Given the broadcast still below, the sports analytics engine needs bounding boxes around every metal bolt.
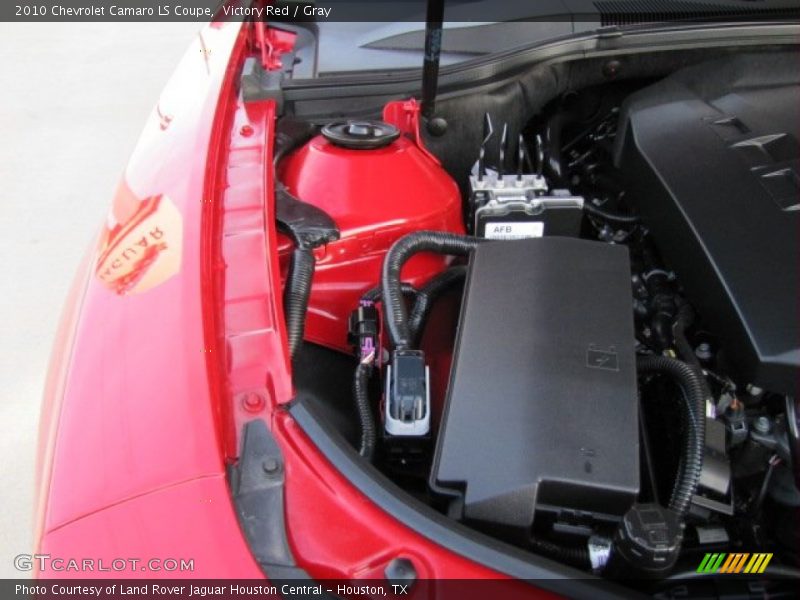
[384,557,417,591]
[754,416,771,434]
[602,59,622,79]
[695,343,713,361]
[262,458,282,475]
[242,392,265,413]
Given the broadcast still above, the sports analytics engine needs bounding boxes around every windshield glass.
[277,0,799,78]
[312,21,576,75]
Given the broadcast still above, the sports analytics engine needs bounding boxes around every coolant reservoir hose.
[382,231,484,350]
[637,354,706,517]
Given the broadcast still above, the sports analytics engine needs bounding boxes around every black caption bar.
[8,578,611,600]
[3,0,799,23]
[6,576,799,600]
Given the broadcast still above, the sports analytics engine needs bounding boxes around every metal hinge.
[242,23,298,109]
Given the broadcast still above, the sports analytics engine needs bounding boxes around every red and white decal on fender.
[95,183,183,295]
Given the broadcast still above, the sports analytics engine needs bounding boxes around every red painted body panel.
[36,20,252,551]
[38,477,262,578]
[35,244,94,546]
[211,93,293,457]
[274,411,507,580]
[36,20,555,595]
[277,128,464,352]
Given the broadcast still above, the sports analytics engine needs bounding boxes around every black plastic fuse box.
[430,237,639,534]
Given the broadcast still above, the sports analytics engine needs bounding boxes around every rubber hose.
[637,354,706,517]
[672,304,714,407]
[543,112,567,184]
[531,537,590,570]
[408,266,467,345]
[381,231,484,350]
[584,202,641,225]
[353,362,376,460]
[284,247,315,359]
[362,283,417,304]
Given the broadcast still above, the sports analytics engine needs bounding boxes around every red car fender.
[35,20,263,577]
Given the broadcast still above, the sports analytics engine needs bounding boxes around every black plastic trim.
[231,420,343,598]
[281,21,798,103]
[231,420,303,572]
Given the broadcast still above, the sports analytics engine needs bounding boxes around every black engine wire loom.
[346,232,484,463]
[381,231,485,351]
[276,185,339,360]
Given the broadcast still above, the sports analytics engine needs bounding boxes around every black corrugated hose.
[637,354,706,517]
[584,202,641,225]
[382,231,484,350]
[672,303,715,407]
[353,361,376,460]
[530,537,590,570]
[408,266,467,345]
[283,247,315,359]
[361,282,417,304]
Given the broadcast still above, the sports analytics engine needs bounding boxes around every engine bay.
[274,51,799,589]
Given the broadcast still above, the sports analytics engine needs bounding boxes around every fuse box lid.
[431,237,639,532]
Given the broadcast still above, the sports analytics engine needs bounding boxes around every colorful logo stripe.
[697,553,773,574]
[697,553,726,573]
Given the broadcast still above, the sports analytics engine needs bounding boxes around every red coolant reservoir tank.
[278,119,464,352]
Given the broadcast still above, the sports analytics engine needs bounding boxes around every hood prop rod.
[421,0,445,121]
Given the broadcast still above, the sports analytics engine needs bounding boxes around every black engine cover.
[615,53,799,393]
[430,238,639,534]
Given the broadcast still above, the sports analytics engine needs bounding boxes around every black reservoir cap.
[612,503,684,576]
[321,120,400,150]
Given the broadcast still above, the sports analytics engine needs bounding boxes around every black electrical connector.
[383,349,431,470]
[386,350,430,436]
[348,303,379,366]
[349,301,381,462]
